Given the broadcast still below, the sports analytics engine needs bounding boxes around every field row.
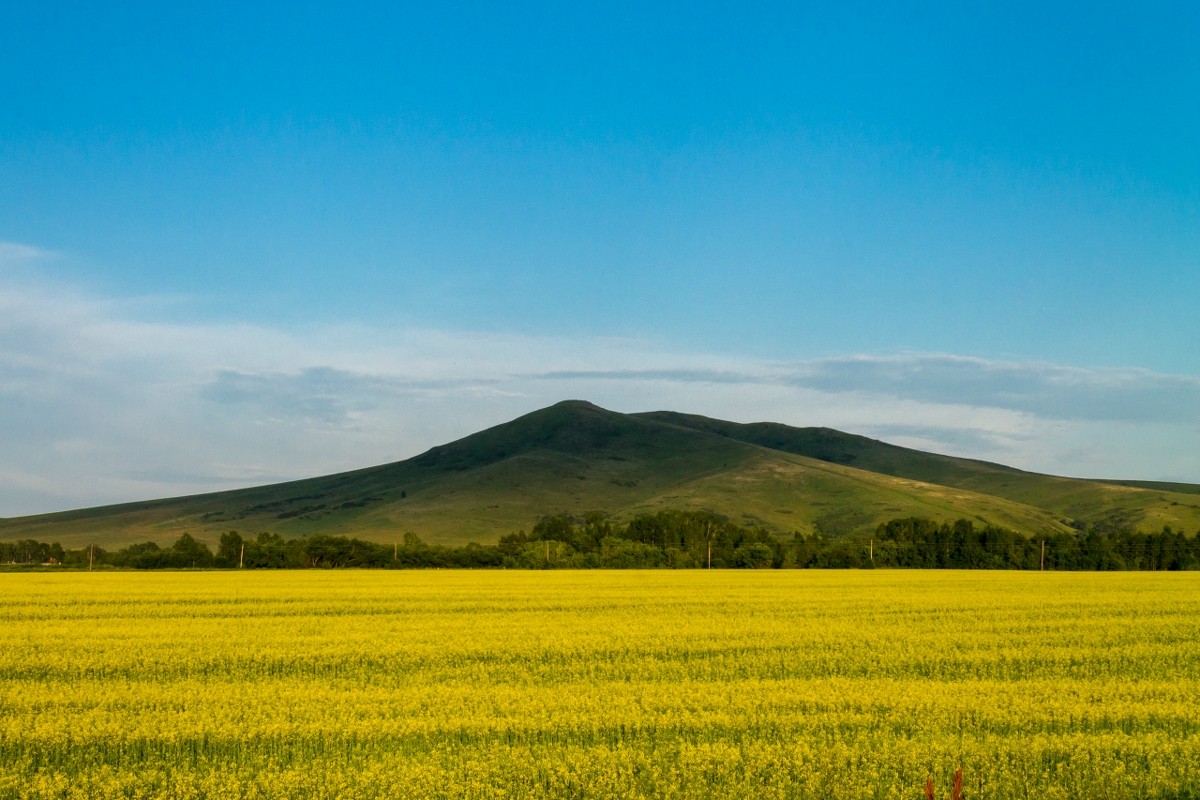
[2,571,1198,799]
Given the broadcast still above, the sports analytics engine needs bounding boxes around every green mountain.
[637,411,1200,534]
[2,400,1197,548]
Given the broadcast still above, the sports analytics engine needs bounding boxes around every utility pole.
[88,544,94,571]
[1040,540,1045,571]
[703,521,714,569]
[869,538,874,564]
[239,542,245,569]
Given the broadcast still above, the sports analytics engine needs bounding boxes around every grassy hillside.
[1,401,1194,548]
[604,447,1076,537]
[638,411,1200,534]
[0,402,736,547]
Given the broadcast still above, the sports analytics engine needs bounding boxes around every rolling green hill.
[2,400,1196,548]
[637,411,1200,534]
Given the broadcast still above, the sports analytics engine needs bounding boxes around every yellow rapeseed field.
[1,570,1197,799]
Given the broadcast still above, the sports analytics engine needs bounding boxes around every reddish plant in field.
[925,768,964,800]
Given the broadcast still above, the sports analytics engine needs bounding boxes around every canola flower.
[1,570,1198,799]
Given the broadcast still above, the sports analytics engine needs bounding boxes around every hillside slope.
[1,401,1194,548]
[637,411,1200,534]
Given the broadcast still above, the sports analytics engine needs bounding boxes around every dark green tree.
[216,531,244,568]
[172,533,215,568]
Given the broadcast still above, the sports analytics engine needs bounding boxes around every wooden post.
[393,542,398,562]
[239,542,245,569]
[869,538,874,564]
[1040,540,1045,571]
[88,544,94,571]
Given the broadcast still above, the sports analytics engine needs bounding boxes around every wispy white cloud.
[786,354,1200,424]
[1,253,1196,516]
[0,243,50,264]
[526,357,1200,425]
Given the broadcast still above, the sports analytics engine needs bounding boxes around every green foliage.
[10,513,1196,572]
[0,539,65,565]
[872,518,1200,571]
[215,530,242,567]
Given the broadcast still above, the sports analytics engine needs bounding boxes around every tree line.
[871,517,1199,571]
[3,512,1198,570]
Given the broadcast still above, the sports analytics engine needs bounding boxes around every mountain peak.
[411,399,643,472]
[2,401,1197,547]
[548,399,605,411]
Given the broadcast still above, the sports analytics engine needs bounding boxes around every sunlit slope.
[0,401,758,547]
[1,400,1189,548]
[613,447,1075,536]
[637,411,1200,533]
[343,436,1075,543]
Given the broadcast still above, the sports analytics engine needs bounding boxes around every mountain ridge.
[2,400,1197,547]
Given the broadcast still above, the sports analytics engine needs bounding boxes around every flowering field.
[2,570,1198,799]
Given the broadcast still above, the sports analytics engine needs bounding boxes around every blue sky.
[2,2,1198,515]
